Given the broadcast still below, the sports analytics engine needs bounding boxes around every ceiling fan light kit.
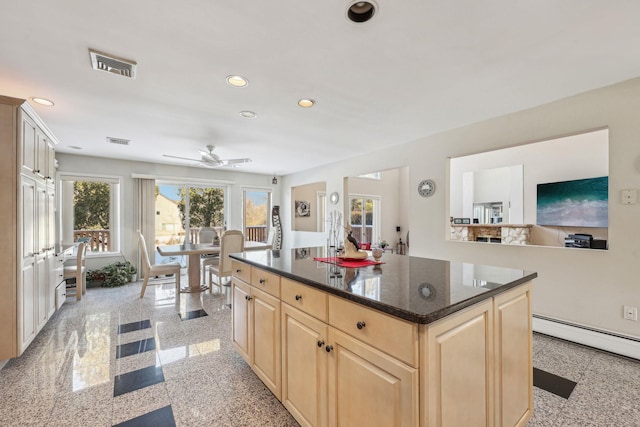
[163,145,251,168]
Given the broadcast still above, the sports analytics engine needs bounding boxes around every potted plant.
[101,262,127,287]
[379,240,388,249]
[123,261,137,282]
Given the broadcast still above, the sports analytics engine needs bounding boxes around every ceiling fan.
[162,145,251,168]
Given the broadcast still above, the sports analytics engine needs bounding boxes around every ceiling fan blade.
[163,154,202,162]
[221,158,252,166]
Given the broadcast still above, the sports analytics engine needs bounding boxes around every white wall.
[56,153,280,270]
[284,77,640,339]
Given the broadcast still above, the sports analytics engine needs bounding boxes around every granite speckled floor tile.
[3,281,640,427]
[525,387,566,427]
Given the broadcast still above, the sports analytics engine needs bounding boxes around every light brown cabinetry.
[0,95,59,360]
[493,284,533,427]
[231,261,282,399]
[232,259,532,427]
[281,303,328,427]
[421,299,494,427]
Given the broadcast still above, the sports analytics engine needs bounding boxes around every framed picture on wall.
[295,247,311,259]
[295,200,311,217]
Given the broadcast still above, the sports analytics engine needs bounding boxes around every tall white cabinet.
[0,95,58,360]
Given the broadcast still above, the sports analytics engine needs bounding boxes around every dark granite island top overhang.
[230,247,536,324]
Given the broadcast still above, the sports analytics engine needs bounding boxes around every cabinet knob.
[356,321,366,330]
[236,269,241,273]
[245,295,253,301]
[259,278,266,284]
[295,294,302,301]
[317,340,325,347]
[325,345,334,353]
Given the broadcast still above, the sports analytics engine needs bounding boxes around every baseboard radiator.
[533,315,640,360]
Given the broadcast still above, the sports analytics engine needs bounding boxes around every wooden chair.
[208,230,244,293]
[64,242,86,301]
[199,227,219,284]
[138,231,182,299]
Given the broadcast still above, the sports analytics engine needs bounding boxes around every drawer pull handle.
[295,294,302,301]
[317,340,325,347]
[245,295,253,301]
[236,269,241,273]
[356,321,366,330]
[259,278,266,284]
[325,345,333,353]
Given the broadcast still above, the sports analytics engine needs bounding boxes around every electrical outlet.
[623,306,638,321]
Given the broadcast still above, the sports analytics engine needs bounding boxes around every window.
[60,175,120,254]
[243,189,272,242]
[357,171,381,180]
[349,195,380,244]
[156,183,227,247]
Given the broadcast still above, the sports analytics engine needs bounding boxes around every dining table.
[156,240,271,293]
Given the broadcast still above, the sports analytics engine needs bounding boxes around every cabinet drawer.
[281,278,328,322]
[328,295,418,367]
[231,260,251,283]
[251,267,280,298]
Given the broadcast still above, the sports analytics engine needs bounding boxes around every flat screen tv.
[536,176,608,227]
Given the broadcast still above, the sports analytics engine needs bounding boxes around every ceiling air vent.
[107,137,130,146]
[89,49,137,79]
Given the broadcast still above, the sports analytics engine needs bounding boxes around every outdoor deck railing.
[73,229,110,252]
[188,226,267,244]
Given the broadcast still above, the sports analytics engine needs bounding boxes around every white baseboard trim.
[533,315,640,360]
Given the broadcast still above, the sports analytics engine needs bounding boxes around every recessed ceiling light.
[226,75,248,88]
[31,97,55,106]
[347,1,377,23]
[298,99,315,108]
[69,146,83,150]
[239,110,257,119]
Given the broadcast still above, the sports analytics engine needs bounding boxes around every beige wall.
[292,181,325,232]
[283,76,640,339]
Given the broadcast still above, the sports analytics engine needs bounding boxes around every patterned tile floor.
[0,277,638,426]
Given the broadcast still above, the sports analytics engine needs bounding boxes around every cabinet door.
[20,113,37,175]
[21,177,36,261]
[251,286,281,400]
[20,262,36,352]
[47,254,57,317]
[36,254,47,330]
[422,299,493,427]
[327,327,418,427]
[35,129,47,179]
[282,303,328,427]
[231,278,251,363]
[494,283,533,427]
[44,139,56,184]
[36,183,47,257]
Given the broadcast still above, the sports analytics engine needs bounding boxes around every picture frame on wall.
[295,200,311,217]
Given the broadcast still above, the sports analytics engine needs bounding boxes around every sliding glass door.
[155,183,226,263]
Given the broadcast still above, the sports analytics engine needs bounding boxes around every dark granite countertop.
[230,247,536,324]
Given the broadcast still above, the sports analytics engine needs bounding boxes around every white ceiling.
[2,0,640,175]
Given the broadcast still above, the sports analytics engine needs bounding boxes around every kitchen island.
[230,248,536,427]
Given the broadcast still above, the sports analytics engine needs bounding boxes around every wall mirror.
[291,182,326,232]
[344,166,410,251]
[449,128,609,248]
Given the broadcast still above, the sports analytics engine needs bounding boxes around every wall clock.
[418,179,436,197]
[329,192,340,204]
